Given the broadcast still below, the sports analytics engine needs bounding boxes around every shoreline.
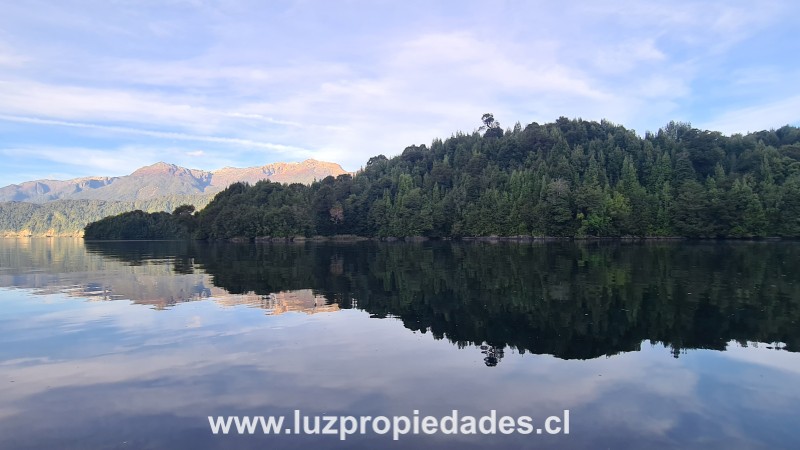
[62,235,796,243]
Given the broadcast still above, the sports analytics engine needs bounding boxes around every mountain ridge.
[81,117,800,241]
[0,159,348,203]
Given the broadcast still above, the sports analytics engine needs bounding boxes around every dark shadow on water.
[81,240,800,361]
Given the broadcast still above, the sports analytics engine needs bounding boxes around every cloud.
[0,114,307,153]
[700,95,800,134]
[590,39,667,75]
[0,79,223,134]
[0,145,169,177]
[100,58,353,91]
[391,32,608,100]
[0,42,28,67]
[0,144,240,180]
[224,112,303,127]
[0,0,797,185]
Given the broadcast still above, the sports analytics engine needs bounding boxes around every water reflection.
[89,239,800,360]
[1,239,799,449]
[2,238,798,362]
[0,239,339,315]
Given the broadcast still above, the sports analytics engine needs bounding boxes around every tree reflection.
[480,345,505,367]
[84,240,800,363]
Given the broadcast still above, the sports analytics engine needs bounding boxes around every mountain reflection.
[3,239,799,361]
[0,239,338,315]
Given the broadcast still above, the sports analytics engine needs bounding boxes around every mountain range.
[0,159,348,237]
[0,159,347,203]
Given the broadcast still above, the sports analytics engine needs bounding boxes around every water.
[0,239,799,449]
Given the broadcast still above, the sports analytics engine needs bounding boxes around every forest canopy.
[84,117,800,240]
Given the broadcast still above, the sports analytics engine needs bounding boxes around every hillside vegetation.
[0,159,346,236]
[84,116,800,240]
[2,197,210,237]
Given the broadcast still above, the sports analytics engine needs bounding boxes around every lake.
[0,239,799,449]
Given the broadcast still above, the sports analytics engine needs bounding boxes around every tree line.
[1,195,212,237]
[84,116,800,239]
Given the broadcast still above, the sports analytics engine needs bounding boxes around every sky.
[0,0,798,186]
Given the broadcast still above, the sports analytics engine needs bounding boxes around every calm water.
[1,239,799,449]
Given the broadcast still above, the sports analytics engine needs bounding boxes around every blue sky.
[0,0,798,186]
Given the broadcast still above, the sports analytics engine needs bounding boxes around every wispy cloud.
[0,145,164,178]
[0,0,797,185]
[0,42,29,67]
[223,112,303,127]
[0,144,242,180]
[0,115,307,153]
[701,95,800,134]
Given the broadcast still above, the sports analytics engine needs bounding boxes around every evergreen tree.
[80,116,800,240]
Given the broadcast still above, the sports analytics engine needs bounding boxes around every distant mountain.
[83,118,800,241]
[0,159,348,203]
[0,159,348,236]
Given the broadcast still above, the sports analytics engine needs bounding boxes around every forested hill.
[1,197,211,237]
[0,159,346,236]
[85,117,800,240]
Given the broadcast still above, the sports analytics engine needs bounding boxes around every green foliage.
[195,181,314,239]
[81,116,800,240]
[0,196,211,236]
[84,210,192,239]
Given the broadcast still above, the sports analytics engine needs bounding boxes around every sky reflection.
[0,240,799,448]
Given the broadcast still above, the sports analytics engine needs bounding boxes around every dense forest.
[83,240,800,361]
[1,195,211,237]
[84,116,800,239]
[83,205,197,240]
